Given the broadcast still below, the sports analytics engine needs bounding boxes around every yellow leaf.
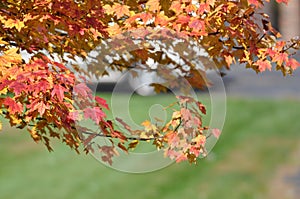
[28,126,41,141]
[0,121,2,131]
[9,115,22,126]
[0,48,22,68]
[3,18,25,32]
[0,87,8,95]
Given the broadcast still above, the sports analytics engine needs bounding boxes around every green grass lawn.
[1,94,300,199]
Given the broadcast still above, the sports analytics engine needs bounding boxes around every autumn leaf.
[3,18,25,32]
[3,98,23,114]
[286,58,300,70]
[95,96,109,110]
[111,3,130,19]
[0,121,2,131]
[51,84,67,102]
[28,126,41,141]
[84,107,106,124]
[272,52,288,66]
[106,23,122,36]
[170,1,182,14]
[35,101,49,116]
[188,18,205,32]
[0,48,22,67]
[146,0,161,12]
[73,83,92,99]
[257,59,272,72]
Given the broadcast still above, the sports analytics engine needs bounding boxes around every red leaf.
[3,98,23,114]
[73,83,92,99]
[95,96,109,110]
[51,84,67,102]
[84,107,106,124]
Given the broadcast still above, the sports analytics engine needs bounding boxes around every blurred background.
[1,2,300,199]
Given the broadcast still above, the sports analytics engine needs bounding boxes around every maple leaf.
[51,84,67,102]
[272,52,288,66]
[197,3,210,15]
[35,101,49,116]
[95,96,109,110]
[111,3,130,19]
[257,59,272,72]
[188,19,205,32]
[73,83,92,99]
[84,107,106,124]
[105,23,121,36]
[0,48,22,67]
[9,81,27,95]
[286,58,300,70]
[3,18,25,32]
[3,98,23,114]
[146,0,161,12]
[170,1,182,14]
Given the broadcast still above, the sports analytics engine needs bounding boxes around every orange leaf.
[257,59,272,72]
[272,52,288,66]
[112,3,130,19]
[170,1,182,14]
[146,0,161,12]
[286,58,300,70]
